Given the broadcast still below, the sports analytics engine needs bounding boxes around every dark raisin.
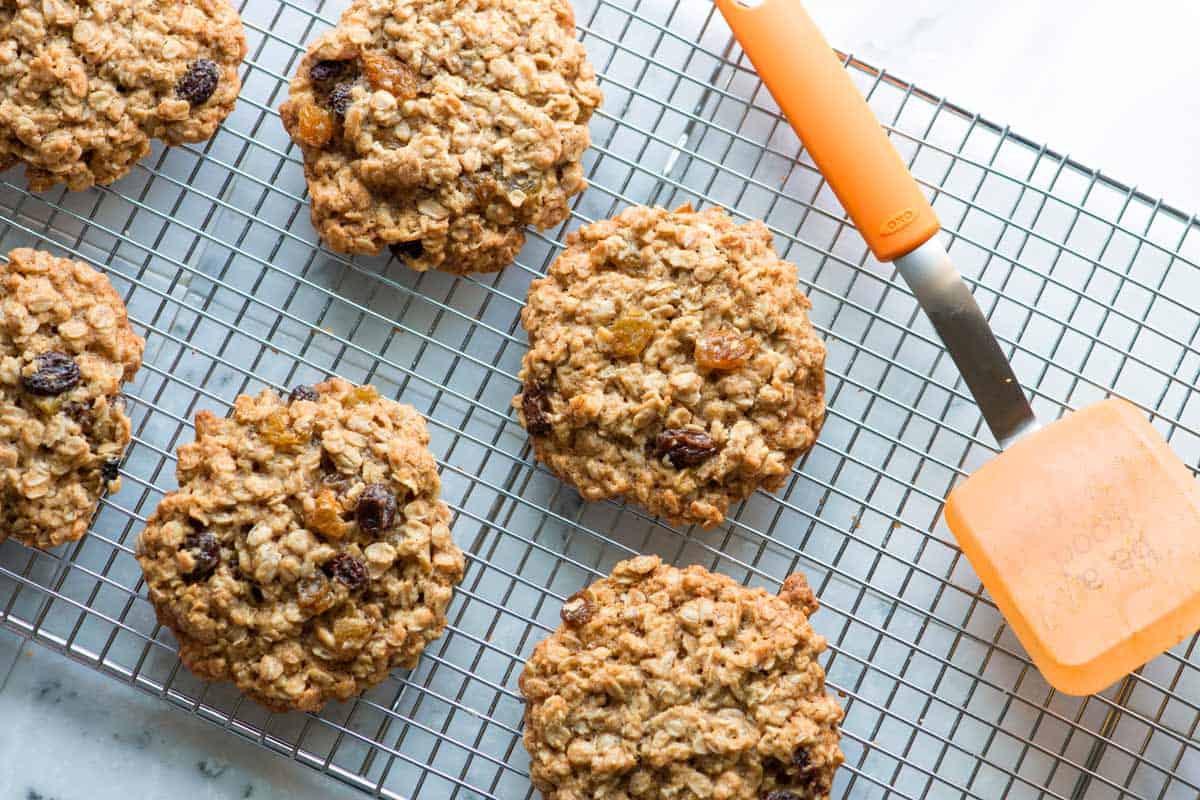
[176,58,220,105]
[791,748,810,770]
[100,458,120,482]
[23,351,81,396]
[521,381,552,436]
[325,552,368,590]
[654,429,718,468]
[62,400,92,433]
[559,591,594,626]
[764,793,802,800]
[327,82,354,117]
[356,483,397,533]
[462,172,499,203]
[183,531,220,578]
[318,452,353,495]
[323,476,354,499]
[388,239,424,261]
[309,59,348,83]
[62,399,88,418]
[288,384,319,403]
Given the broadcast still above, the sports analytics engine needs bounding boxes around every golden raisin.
[259,410,307,450]
[608,315,655,358]
[361,50,417,98]
[341,385,379,407]
[297,573,336,614]
[296,104,334,147]
[30,396,62,416]
[694,327,757,371]
[307,488,349,540]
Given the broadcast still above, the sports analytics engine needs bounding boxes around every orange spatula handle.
[716,0,940,262]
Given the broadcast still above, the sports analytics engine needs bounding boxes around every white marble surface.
[0,3,1196,800]
[807,0,1200,213]
[0,629,359,800]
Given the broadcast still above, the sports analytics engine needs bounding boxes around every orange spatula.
[717,0,1200,694]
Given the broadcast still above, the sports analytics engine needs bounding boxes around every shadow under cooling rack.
[0,0,1198,799]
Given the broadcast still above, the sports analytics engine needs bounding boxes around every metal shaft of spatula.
[893,242,1038,447]
[716,0,1039,448]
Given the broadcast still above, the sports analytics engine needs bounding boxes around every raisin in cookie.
[514,204,826,527]
[0,0,246,192]
[521,555,844,800]
[0,248,144,549]
[136,379,465,712]
[279,0,602,273]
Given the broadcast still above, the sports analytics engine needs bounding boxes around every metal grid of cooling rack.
[0,0,1197,798]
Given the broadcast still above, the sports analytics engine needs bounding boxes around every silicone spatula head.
[718,0,1200,694]
[946,399,1200,694]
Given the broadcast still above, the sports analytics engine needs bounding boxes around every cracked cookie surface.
[280,0,602,273]
[136,379,465,712]
[514,204,826,527]
[0,248,144,549]
[520,555,845,800]
[0,0,246,191]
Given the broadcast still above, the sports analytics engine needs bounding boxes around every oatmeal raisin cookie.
[520,555,845,799]
[515,204,826,527]
[136,379,465,712]
[0,248,144,548]
[280,0,603,273]
[0,0,246,191]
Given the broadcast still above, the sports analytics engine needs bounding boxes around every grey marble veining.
[0,629,358,800]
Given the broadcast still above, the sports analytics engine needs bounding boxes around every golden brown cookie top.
[515,204,826,527]
[0,0,246,191]
[136,379,465,712]
[0,247,144,548]
[520,555,845,800]
[279,0,602,272]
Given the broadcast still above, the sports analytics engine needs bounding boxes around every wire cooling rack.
[0,1,1198,798]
